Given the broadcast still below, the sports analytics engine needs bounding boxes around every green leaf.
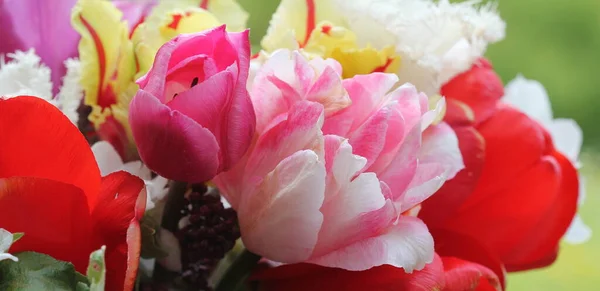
[11,233,24,243]
[215,250,261,291]
[86,246,106,291]
[0,252,90,291]
[140,209,168,259]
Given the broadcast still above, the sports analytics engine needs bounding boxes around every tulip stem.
[215,249,261,291]
[161,180,189,232]
[152,181,189,287]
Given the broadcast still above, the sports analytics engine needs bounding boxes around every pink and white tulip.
[129,25,256,183]
[215,51,463,272]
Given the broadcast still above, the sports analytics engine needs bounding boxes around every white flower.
[0,229,19,262]
[503,75,591,244]
[333,0,505,95]
[91,141,169,211]
[0,49,84,124]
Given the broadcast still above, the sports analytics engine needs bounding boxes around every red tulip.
[420,58,579,272]
[0,96,147,291]
[251,232,503,291]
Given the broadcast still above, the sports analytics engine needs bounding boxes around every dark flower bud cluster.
[177,184,240,290]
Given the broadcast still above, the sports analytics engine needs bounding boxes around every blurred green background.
[237,0,599,289]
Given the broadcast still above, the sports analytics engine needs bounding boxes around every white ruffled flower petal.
[0,50,82,124]
[335,0,505,95]
[0,49,53,100]
[56,58,84,124]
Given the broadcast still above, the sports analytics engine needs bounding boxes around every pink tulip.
[250,49,350,133]
[129,25,255,183]
[215,52,463,272]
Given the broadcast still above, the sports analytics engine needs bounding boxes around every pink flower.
[215,52,463,272]
[250,50,350,132]
[129,25,256,183]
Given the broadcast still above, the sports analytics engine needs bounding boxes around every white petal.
[157,228,182,272]
[0,49,53,100]
[548,119,583,163]
[563,215,592,245]
[309,216,434,272]
[336,0,505,95]
[145,176,169,211]
[0,229,18,262]
[239,150,326,263]
[503,74,553,124]
[0,228,14,253]
[0,253,18,262]
[56,58,84,124]
[122,161,153,180]
[91,141,125,176]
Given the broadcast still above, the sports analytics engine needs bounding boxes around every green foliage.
[140,209,169,259]
[11,233,24,243]
[86,246,106,291]
[0,252,90,291]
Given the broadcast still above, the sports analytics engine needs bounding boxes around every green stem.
[152,181,189,286]
[215,249,262,291]
[161,181,189,232]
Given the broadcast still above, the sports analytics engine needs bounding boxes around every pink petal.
[137,25,242,100]
[168,66,255,171]
[129,90,220,183]
[244,101,325,186]
[215,101,324,209]
[0,0,79,94]
[400,123,464,212]
[313,140,396,260]
[251,50,348,132]
[239,150,326,263]
[346,107,391,171]
[112,0,156,31]
[378,125,421,202]
[309,216,434,272]
[323,73,398,136]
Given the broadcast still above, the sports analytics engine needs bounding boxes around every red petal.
[461,105,550,208]
[441,257,501,291]
[420,126,485,224]
[438,106,578,270]
[431,229,505,290]
[444,99,476,127]
[0,177,93,272]
[441,58,504,125]
[0,96,101,210]
[97,115,135,162]
[252,255,444,291]
[502,150,578,271]
[91,171,146,291]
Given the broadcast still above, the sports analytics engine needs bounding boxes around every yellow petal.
[132,6,221,78]
[331,45,401,79]
[262,0,343,52]
[303,22,357,58]
[159,9,222,41]
[199,0,249,32]
[71,0,136,126]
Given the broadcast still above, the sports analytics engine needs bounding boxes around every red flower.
[251,235,503,291]
[420,58,579,272]
[0,96,147,291]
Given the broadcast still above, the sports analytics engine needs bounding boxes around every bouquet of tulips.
[0,0,589,290]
